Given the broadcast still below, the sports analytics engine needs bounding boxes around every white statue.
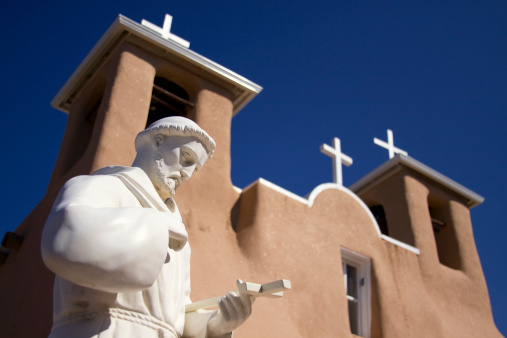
[41,117,252,338]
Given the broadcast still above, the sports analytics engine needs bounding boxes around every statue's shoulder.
[64,166,135,187]
[57,173,138,209]
[64,173,123,189]
[59,166,152,208]
[61,170,129,198]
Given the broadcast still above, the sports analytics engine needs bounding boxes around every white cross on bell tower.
[374,129,408,159]
[141,14,190,48]
[320,137,353,186]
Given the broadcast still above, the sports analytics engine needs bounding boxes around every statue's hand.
[162,212,188,251]
[207,280,254,337]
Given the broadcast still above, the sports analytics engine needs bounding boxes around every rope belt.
[52,307,178,338]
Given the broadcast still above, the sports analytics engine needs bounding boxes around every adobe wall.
[350,170,499,337]
[177,172,501,337]
[0,33,501,338]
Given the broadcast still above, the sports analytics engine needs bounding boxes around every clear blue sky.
[0,0,505,334]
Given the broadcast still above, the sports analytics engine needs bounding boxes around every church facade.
[0,14,500,337]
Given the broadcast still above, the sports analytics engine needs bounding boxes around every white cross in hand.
[141,14,190,48]
[185,279,291,313]
[320,137,353,186]
[373,129,408,159]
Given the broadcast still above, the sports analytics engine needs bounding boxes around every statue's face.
[150,135,208,201]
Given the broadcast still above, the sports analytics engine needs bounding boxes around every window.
[146,76,194,127]
[428,195,461,270]
[341,248,371,337]
[369,205,388,236]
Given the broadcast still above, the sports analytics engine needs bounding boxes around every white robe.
[42,166,191,338]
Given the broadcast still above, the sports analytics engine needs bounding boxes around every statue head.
[133,117,216,203]
[135,116,216,158]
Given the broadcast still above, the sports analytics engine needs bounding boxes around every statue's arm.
[41,175,170,293]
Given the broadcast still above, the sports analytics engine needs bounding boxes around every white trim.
[350,154,484,208]
[240,179,421,254]
[380,235,420,255]
[341,247,371,338]
[306,183,381,237]
[256,178,308,205]
[51,14,262,116]
[346,295,359,302]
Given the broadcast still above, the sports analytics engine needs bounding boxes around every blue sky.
[1,0,505,334]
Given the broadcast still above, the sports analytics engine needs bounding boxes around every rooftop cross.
[141,14,190,48]
[320,137,353,186]
[374,129,408,159]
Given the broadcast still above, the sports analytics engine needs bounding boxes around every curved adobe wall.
[179,179,383,337]
[181,172,500,337]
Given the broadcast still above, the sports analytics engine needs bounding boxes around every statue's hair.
[135,117,216,158]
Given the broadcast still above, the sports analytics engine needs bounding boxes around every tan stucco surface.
[0,37,500,338]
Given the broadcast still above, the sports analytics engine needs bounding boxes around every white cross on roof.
[374,129,408,159]
[141,14,190,48]
[320,137,353,186]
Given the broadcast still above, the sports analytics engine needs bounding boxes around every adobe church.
[0,14,500,337]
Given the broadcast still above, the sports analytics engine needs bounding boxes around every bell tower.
[0,14,261,337]
[49,14,261,192]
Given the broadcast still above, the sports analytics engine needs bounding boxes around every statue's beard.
[152,156,178,202]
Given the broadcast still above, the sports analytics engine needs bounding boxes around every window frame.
[341,247,372,338]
